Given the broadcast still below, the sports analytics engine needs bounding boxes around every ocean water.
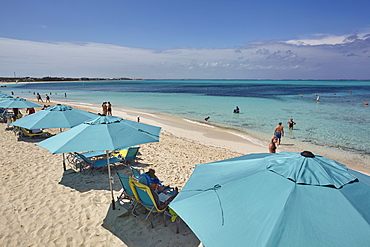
[4,80,370,155]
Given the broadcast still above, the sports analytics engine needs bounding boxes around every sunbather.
[138,169,171,193]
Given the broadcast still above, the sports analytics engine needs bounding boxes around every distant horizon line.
[1,76,370,82]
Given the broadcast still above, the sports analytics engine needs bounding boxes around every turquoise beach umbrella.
[37,115,161,209]
[11,104,98,130]
[0,97,42,108]
[12,104,99,171]
[36,115,161,154]
[170,151,370,247]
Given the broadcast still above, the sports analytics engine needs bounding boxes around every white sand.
[0,99,368,246]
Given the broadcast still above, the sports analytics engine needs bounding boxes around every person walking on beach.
[107,102,112,116]
[36,93,43,102]
[102,102,107,115]
[269,137,278,153]
[287,118,296,129]
[273,122,284,145]
[45,94,50,103]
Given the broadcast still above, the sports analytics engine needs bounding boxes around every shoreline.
[25,96,370,175]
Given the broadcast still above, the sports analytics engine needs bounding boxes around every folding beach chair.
[74,152,124,174]
[116,172,138,210]
[113,146,140,164]
[16,127,51,139]
[130,179,171,229]
[130,166,144,180]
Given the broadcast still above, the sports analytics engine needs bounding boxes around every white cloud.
[285,32,370,46]
[0,34,370,79]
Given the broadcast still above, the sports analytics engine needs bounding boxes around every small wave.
[183,118,215,128]
[227,131,267,147]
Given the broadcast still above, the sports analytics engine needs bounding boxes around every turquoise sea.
[3,80,370,155]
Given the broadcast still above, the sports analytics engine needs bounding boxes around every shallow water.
[5,79,370,155]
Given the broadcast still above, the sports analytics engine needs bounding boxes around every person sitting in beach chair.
[138,169,171,194]
[130,178,178,216]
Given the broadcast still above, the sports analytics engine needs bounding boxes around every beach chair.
[0,109,8,123]
[130,166,144,180]
[74,152,124,174]
[129,179,169,228]
[116,172,138,210]
[113,147,140,164]
[16,127,51,139]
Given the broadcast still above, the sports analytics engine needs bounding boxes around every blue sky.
[1,0,370,79]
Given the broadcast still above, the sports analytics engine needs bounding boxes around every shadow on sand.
[101,201,201,247]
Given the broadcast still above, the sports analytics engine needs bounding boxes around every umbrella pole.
[60,128,67,171]
[106,151,115,210]
[62,153,66,171]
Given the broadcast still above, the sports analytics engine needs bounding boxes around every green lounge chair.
[113,146,140,164]
[116,172,138,210]
[74,152,123,174]
[130,179,179,232]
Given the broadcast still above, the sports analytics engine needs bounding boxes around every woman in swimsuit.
[269,137,278,153]
[287,119,296,129]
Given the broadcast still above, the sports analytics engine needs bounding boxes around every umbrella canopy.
[0,95,14,100]
[0,97,42,108]
[36,115,161,154]
[36,115,162,209]
[170,151,370,247]
[11,104,98,129]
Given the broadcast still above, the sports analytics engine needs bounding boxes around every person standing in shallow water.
[273,122,284,145]
[36,93,43,102]
[287,118,296,129]
[102,102,107,115]
[107,102,112,116]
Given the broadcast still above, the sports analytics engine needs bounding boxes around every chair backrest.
[130,166,142,180]
[130,179,164,213]
[116,172,136,199]
[125,147,140,160]
[21,128,31,134]
[74,153,93,165]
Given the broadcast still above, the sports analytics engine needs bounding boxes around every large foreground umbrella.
[12,104,99,170]
[37,115,161,209]
[0,97,42,108]
[170,151,370,246]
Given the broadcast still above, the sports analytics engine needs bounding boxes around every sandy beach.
[1,98,369,246]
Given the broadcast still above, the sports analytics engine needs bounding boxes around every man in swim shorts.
[274,122,284,145]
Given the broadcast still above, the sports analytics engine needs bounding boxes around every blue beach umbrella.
[170,151,370,247]
[0,97,42,108]
[37,115,161,209]
[11,104,98,130]
[12,104,99,170]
